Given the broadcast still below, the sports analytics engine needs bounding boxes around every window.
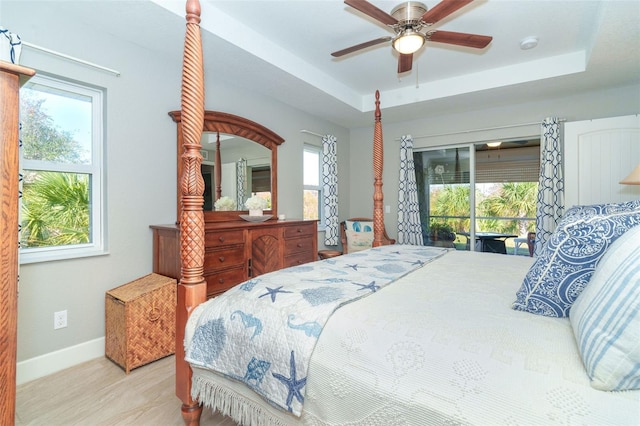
[303,145,322,223]
[20,74,105,263]
[414,139,539,254]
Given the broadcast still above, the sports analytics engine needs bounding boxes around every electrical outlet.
[54,310,67,329]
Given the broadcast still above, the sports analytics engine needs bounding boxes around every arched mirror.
[169,110,284,222]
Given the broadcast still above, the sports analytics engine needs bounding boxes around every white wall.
[565,115,640,207]
[349,85,640,240]
[4,1,349,383]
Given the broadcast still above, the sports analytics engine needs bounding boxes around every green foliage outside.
[429,185,474,233]
[426,182,538,237]
[20,91,91,248]
[21,172,90,247]
[478,182,537,236]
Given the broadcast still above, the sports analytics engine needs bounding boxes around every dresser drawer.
[283,223,315,239]
[284,251,315,268]
[205,229,245,248]
[284,237,315,254]
[204,246,245,271]
[204,267,246,297]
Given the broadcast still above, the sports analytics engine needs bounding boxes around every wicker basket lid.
[106,273,175,302]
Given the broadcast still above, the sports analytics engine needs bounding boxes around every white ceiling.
[52,0,640,128]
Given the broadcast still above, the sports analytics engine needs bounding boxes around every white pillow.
[346,229,374,253]
[570,225,640,391]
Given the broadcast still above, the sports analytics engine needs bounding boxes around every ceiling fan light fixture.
[392,29,425,55]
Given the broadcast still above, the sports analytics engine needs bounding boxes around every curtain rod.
[300,129,324,138]
[401,118,566,140]
[22,41,121,77]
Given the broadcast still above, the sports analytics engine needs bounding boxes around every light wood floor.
[15,355,238,425]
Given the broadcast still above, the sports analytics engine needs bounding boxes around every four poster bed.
[174,1,640,425]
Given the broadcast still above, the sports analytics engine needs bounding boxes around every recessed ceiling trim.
[364,50,587,111]
[152,0,363,111]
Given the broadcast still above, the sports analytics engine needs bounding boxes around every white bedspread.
[186,245,447,416]
[187,249,640,426]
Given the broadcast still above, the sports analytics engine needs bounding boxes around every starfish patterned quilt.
[185,244,448,416]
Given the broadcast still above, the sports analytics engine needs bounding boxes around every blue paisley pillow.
[512,200,640,317]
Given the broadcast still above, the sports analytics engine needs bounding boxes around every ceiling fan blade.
[428,30,492,48]
[344,0,398,26]
[421,0,474,25]
[398,53,413,73]
[331,36,392,57]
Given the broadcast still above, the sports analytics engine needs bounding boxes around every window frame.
[303,144,324,227]
[19,73,106,264]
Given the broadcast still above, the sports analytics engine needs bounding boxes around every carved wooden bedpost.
[176,0,206,425]
[372,90,385,247]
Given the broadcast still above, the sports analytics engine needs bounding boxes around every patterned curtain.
[236,158,247,210]
[397,135,424,245]
[322,135,339,245]
[1,26,22,64]
[534,117,564,255]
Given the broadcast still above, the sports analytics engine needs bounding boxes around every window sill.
[20,247,109,265]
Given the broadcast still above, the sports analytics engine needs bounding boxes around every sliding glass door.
[414,140,539,254]
[414,146,472,250]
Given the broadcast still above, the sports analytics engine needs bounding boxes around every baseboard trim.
[17,337,105,385]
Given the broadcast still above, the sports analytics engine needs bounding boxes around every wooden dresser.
[151,219,317,298]
[0,61,35,425]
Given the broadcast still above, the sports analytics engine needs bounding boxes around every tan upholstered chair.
[340,217,395,254]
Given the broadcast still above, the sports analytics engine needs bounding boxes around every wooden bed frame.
[174,1,388,424]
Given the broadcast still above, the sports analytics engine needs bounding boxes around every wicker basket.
[105,273,176,373]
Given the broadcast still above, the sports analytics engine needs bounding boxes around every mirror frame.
[169,110,284,223]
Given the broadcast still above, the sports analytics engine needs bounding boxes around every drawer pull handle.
[218,278,224,284]
[219,256,225,262]
[218,236,225,242]
[297,228,302,233]
[297,243,302,248]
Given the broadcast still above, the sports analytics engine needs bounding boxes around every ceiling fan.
[331,0,493,73]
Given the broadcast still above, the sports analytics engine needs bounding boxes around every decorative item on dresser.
[151,220,317,298]
[0,60,35,425]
